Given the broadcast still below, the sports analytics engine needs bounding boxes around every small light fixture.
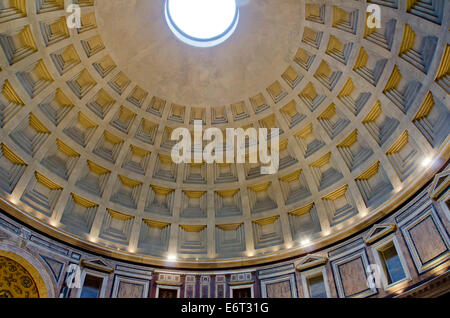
[421,156,433,167]
[300,238,311,246]
[9,196,18,205]
[359,209,369,217]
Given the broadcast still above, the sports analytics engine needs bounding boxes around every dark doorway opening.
[158,288,178,298]
[232,288,252,298]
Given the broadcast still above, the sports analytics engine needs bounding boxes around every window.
[307,275,327,298]
[80,275,103,298]
[371,235,411,291]
[379,243,406,284]
[299,265,331,298]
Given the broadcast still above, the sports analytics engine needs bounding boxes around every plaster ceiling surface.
[95,0,302,106]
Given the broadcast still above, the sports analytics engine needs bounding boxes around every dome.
[0,0,448,272]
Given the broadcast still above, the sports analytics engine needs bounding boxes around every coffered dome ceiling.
[0,0,448,268]
[96,0,302,105]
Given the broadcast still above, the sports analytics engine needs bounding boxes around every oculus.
[165,0,239,47]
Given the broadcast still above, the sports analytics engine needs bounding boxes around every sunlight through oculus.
[165,0,239,47]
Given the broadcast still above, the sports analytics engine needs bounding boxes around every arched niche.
[0,244,56,298]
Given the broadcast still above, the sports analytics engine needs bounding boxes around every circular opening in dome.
[165,0,239,48]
